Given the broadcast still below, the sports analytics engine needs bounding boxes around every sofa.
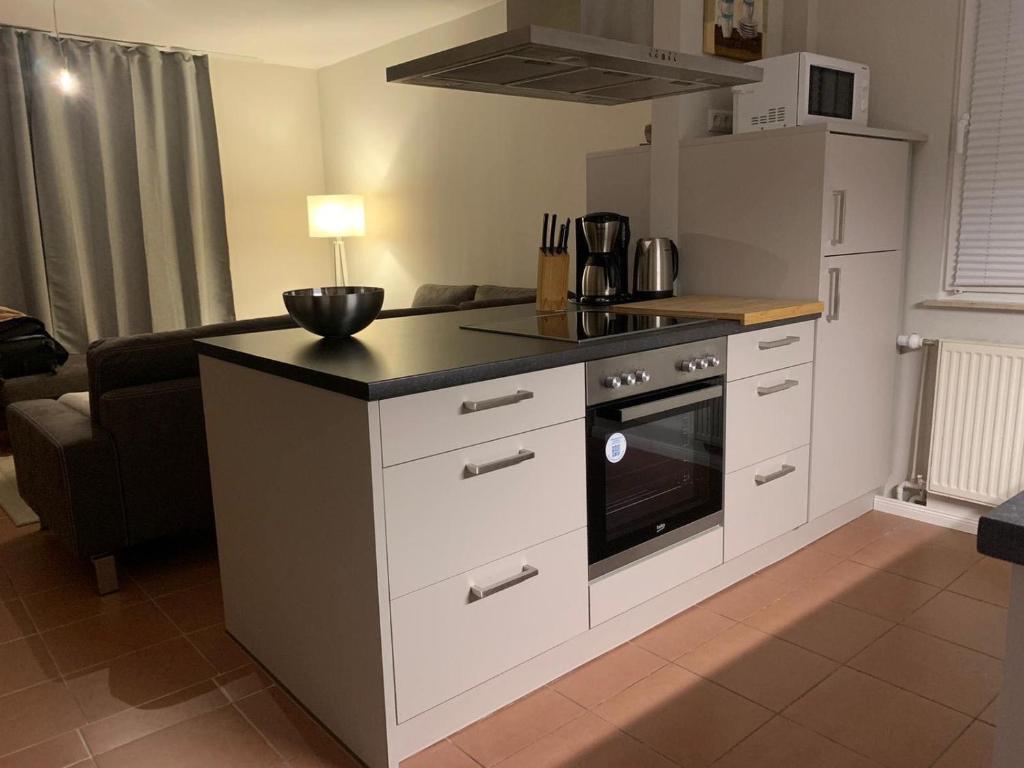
[6,288,534,592]
[0,355,89,441]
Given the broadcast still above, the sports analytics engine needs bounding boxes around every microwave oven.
[733,52,869,133]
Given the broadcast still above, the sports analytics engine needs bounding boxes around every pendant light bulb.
[56,66,77,94]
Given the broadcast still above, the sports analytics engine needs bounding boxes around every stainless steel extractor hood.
[386,0,761,105]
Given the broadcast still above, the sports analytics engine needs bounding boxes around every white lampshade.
[307,194,365,238]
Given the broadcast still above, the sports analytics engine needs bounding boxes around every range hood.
[386,0,761,105]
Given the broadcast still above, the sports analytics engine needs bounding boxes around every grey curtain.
[0,27,234,353]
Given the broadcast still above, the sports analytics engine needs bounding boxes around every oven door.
[587,379,724,579]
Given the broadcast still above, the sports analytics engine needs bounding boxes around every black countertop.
[195,304,817,401]
[978,492,1024,565]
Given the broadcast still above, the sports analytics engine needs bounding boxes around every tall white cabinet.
[676,124,921,521]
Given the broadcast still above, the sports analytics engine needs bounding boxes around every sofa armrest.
[7,399,125,559]
[96,378,213,546]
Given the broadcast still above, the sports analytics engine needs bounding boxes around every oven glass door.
[587,379,724,574]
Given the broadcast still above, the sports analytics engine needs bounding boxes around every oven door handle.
[612,385,722,423]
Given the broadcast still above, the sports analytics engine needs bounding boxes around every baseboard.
[873,495,980,534]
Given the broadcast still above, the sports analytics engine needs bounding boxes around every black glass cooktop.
[462,311,713,343]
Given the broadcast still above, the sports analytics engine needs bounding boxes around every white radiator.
[927,340,1024,506]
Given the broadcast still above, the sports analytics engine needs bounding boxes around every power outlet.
[707,109,734,134]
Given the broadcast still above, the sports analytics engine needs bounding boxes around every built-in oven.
[586,338,726,580]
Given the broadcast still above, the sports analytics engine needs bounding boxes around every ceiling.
[0,0,499,69]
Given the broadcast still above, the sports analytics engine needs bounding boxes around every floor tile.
[64,636,217,721]
[904,591,1007,659]
[235,687,359,767]
[711,716,880,768]
[121,540,220,598]
[23,579,147,632]
[848,510,912,537]
[81,680,227,756]
[676,623,836,711]
[808,523,885,558]
[215,663,273,702]
[783,667,969,768]
[0,635,59,696]
[882,521,979,556]
[850,533,981,587]
[401,741,481,768]
[700,572,793,621]
[759,547,843,588]
[0,536,93,596]
[744,586,893,662]
[933,720,995,768]
[41,602,179,674]
[0,599,36,643]
[948,556,1012,608]
[495,711,674,768]
[0,573,15,602]
[849,625,1002,716]
[186,624,252,673]
[91,705,281,768]
[980,695,999,726]
[594,664,771,767]
[633,606,735,661]
[551,644,665,709]
[451,688,583,767]
[808,560,940,622]
[155,580,224,633]
[0,730,88,768]
[0,682,86,757]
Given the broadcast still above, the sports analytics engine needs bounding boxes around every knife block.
[536,248,570,312]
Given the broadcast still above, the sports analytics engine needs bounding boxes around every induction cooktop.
[461,311,714,344]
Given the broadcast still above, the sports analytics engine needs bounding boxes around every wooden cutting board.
[614,295,824,326]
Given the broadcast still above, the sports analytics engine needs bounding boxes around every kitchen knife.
[541,213,549,251]
[557,223,567,253]
[549,215,557,252]
[560,220,570,252]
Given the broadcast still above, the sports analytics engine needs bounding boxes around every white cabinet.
[726,320,815,381]
[810,250,903,519]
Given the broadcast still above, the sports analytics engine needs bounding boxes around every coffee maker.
[575,212,630,305]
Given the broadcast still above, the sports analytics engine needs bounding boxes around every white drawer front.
[391,529,588,722]
[384,420,586,599]
[725,362,812,472]
[725,445,809,560]
[726,321,815,381]
[379,365,585,466]
[589,526,723,627]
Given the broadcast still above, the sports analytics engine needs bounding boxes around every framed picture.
[703,0,766,61]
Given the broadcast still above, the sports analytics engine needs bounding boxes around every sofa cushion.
[473,285,536,302]
[411,284,478,308]
[58,392,91,418]
[0,354,88,431]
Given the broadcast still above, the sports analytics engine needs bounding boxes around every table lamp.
[307,194,365,286]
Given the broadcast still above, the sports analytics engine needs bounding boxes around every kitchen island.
[196,302,878,768]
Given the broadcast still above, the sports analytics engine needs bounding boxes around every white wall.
[210,57,330,319]
[812,0,1024,497]
[316,2,650,309]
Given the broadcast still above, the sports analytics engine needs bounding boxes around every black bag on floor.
[0,317,69,379]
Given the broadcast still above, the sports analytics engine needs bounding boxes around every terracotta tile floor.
[0,507,1007,767]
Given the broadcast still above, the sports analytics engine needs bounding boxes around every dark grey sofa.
[0,354,89,439]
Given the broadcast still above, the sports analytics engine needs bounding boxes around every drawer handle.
[462,390,534,413]
[465,449,535,477]
[469,565,539,601]
[755,464,797,486]
[757,379,799,396]
[758,335,800,351]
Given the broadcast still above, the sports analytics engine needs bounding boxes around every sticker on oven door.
[605,432,627,463]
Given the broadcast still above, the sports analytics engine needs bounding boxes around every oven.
[586,338,726,580]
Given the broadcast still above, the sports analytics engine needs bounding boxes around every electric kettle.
[633,238,679,300]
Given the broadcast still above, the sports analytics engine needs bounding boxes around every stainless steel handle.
[826,267,841,323]
[755,464,796,486]
[756,379,798,396]
[464,449,535,477]
[758,335,800,351]
[830,190,847,246]
[614,384,722,422]
[469,565,539,601]
[462,390,534,413]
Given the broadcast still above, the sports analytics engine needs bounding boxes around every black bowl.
[283,286,385,338]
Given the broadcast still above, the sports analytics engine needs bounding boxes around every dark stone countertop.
[195,303,817,401]
[978,492,1024,565]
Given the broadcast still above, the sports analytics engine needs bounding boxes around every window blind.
[953,0,1024,289]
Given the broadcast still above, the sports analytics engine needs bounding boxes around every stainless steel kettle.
[633,238,678,300]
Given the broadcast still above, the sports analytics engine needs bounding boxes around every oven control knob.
[678,359,698,373]
[621,372,637,386]
[635,369,651,383]
[704,355,720,368]
[696,358,710,369]
[604,375,622,389]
